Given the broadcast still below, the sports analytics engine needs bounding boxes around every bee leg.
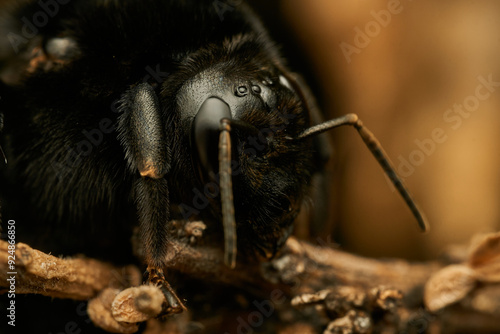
[117,83,183,314]
[136,177,185,314]
[145,265,186,315]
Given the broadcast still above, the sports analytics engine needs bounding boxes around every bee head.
[174,64,314,264]
[166,33,428,268]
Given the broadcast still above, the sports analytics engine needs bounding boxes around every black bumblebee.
[0,0,427,323]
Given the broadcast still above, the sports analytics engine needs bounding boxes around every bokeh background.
[253,0,500,260]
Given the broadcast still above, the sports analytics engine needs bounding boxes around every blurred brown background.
[254,0,500,260]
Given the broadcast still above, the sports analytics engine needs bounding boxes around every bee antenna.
[295,113,429,232]
[219,118,237,268]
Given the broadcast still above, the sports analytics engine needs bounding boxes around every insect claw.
[145,266,186,315]
[159,281,186,314]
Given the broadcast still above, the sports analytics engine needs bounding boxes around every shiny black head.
[162,34,315,262]
[162,34,428,264]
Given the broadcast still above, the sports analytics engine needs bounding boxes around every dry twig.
[2,232,500,333]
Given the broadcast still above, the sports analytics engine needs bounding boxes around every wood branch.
[1,232,500,333]
[0,237,436,299]
[0,241,141,300]
[161,236,440,296]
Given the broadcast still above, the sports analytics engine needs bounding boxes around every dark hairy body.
[0,0,316,269]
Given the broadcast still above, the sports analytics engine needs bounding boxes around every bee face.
[154,37,315,259]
